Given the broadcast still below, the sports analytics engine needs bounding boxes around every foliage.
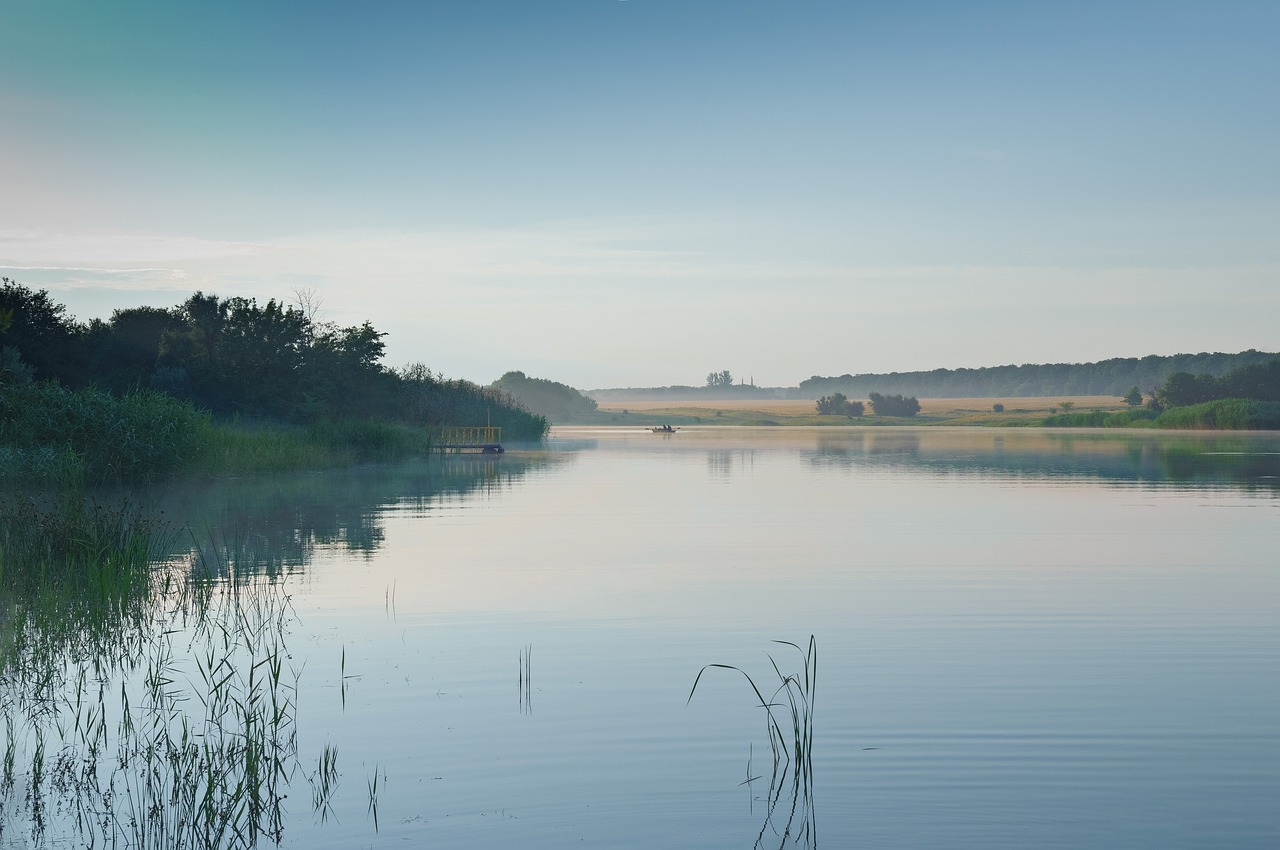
[799,349,1280,399]
[1043,408,1159,428]
[992,403,1004,413]
[1042,400,1280,430]
[1124,386,1143,407]
[0,499,324,847]
[0,281,547,483]
[1155,359,1280,409]
[490,371,597,423]
[0,382,208,484]
[868,392,920,417]
[395,364,548,440]
[815,393,864,416]
[1154,399,1280,430]
[705,369,735,388]
[0,278,88,386]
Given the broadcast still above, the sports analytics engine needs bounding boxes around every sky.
[1,0,1276,389]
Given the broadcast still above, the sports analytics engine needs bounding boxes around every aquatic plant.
[0,382,207,484]
[0,500,340,849]
[688,636,818,848]
[519,644,532,715]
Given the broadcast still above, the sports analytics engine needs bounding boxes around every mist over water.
[4,428,1278,848]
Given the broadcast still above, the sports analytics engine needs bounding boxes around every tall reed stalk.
[688,636,818,848]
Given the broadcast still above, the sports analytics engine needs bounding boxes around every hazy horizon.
[3,1,1276,389]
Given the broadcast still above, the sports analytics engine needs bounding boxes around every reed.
[0,382,207,484]
[688,636,818,847]
[688,636,816,783]
[0,501,339,849]
[1155,398,1280,430]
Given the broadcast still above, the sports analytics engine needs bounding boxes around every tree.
[1058,401,1075,413]
[816,393,864,416]
[0,277,88,385]
[1123,386,1143,407]
[868,392,920,417]
[1156,372,1219,408]
[490,371,598,423]
[706,370,733,388]
[992,403,1004,413]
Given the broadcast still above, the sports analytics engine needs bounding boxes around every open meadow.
[591,396,1129,426]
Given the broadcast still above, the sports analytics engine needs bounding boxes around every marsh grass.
[187,417,434,476]
[0,497,339,849]
[0,383,207,485]
[689,636,818,848]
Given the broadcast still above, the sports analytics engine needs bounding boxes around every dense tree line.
[490,371,598,423]
[0,278,547,438]
[799,350,1280,399]
[1154,359,1280,409]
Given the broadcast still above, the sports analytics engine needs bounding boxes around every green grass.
[187,417,435,476]
[1043,399,1280,430]
[1154,399,1280,430]
[0,383,207,485]
[1043,408,1160,428]
[0,497,341,848]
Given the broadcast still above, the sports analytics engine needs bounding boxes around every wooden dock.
[437,426,504,454]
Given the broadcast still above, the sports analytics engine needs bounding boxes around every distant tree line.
[1153,359,1280,409]
[490,371,598,423]
[0,278,547,438]
[799,351,1280,399]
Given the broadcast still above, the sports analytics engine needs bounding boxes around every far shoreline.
[583,395,1128,428]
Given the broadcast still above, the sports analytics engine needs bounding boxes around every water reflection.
[150,452,561,578]
[558,427,1280,491]
[806,429,1279,491]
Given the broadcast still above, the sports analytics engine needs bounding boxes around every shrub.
[868,392,920,417]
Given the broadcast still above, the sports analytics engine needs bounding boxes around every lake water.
[3,427,1279,848]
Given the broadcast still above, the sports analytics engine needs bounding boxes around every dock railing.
[437,426,503,453]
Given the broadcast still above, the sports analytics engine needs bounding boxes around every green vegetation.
[800,349,1279,399]
[490,370,598,423]
[1046,359,1280,430]
[688,637,817,845]
[0,278,547,484]
[815,393,864,416]
[868,392,921,417]
[0,496,340,847]
[0,381,207,484]
[1153,399,1280,431]
[1044,408,1160,428]
[1155,359,1280,408]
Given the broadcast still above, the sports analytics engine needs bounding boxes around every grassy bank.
[0,381,444,485]
[1045,399,1280,430]
[586,396,1127,428]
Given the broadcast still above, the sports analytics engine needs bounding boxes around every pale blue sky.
[1,1,1276,388]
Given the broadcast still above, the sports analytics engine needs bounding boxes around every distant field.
[597,396,1127,416]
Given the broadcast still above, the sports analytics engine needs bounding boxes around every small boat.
[651,425,677,433]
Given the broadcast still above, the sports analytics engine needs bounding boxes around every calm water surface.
[6,427,1280,848]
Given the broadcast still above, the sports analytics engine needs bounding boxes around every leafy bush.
[868,392,920,417]
[816,393,864,416]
